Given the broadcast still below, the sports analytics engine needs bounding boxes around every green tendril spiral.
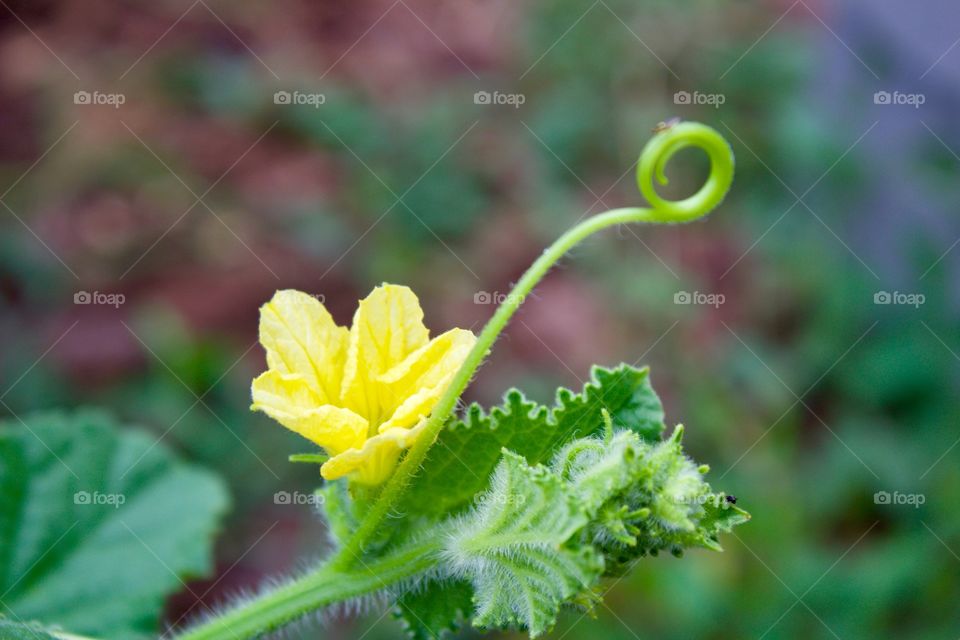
[638,121,735,222]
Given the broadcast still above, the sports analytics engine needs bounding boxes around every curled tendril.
[334,120,735,567]
[638,121,735,222]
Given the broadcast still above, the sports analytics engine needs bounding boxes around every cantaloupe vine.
[176,120,748,640]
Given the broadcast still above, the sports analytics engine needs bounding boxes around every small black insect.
[725,495,737,505]
[652,117,681,133]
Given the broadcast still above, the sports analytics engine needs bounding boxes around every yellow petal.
[259,290,348,405]
[251,370,367,455]
[253,283,478,486]
[320,421,429,485]
[341,284,430,426]
[378,328,476,431]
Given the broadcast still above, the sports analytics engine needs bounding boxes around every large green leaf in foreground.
[0,411,230,639]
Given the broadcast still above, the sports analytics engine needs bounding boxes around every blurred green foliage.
[0,0,956,638]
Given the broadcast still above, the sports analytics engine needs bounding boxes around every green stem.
[176,538,441,640]
[331,121,734,568]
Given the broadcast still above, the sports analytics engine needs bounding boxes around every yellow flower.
[251,284,476,485]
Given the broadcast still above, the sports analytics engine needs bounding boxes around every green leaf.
[552,430,638,517]
[394,578,473,640]
[445,451,602,637]
[404,364,664,517]
[683,496,751,553]
[0,411,230,640]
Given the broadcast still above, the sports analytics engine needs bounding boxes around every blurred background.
[0,0,957,638]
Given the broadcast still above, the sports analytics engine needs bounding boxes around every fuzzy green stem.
[331,121,734,568]
[176,538,441,640]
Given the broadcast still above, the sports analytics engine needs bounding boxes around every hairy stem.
[176,538,441,640]
[331,121,734,568]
